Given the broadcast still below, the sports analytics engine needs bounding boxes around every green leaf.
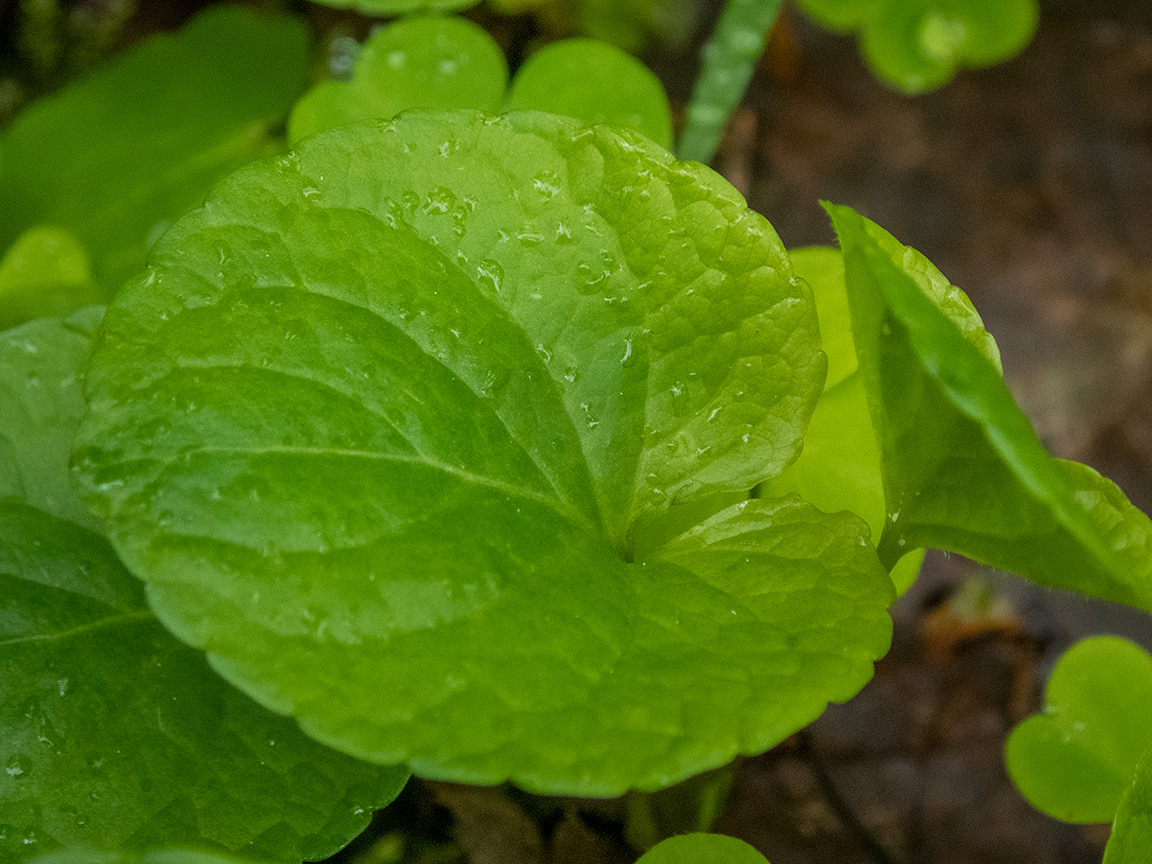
[74,110,893,795]
[1005,637,1152,824]
[0,227,101,330]
[795,0,1038,93]
[506,39,673,150]
[826,203,1152,613]
[759,247,922,594]
[0,310,103,531]
[1104,746,1152,864]
[0,314,408,862]
[289,16,507,145]
[304,0,479,13]
[27,849,274,864]
[677,0,783,164]
[636,833,770,864]
[0,6,309,305]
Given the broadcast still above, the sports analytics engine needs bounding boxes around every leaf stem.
[676,0,783,165]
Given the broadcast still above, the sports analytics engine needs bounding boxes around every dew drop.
[401,190,420,212]
[475,260,504,294]
[424,186,456,215]
[6,755,29,777]
[517,230,544,247]
[532,171,561,201]
[555,221,574,244]
[21,828,36,846]
[302,187,321,199]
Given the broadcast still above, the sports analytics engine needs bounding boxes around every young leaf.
[826,203,1152,614]
[794,0,1039,93]
[1006,637,1152,824]
[0,314,408,862]
[289,16,507,145]
[635,833,770,864]
[505,39,673,150]
[0,6,309,307]
[677,0,783,164]
[73,110,893,796]
[759,247,922,594]
[1104,746,1152,864]
[0,227,101,330]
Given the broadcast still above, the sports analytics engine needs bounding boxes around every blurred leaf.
[0,226,100,330]
[795,0,1038,93]
[635,833,770,864]
[506,38,672,149]
[1006,637,1152,824]
[0,5,309,307]
[289,16,507,144]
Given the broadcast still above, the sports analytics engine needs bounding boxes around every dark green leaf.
[0,313,408,862]
[827,203,1152,613]
[305,0,479,13]
[1006,637,1152,824]
[74,111,893,795]
[0,6,309,308]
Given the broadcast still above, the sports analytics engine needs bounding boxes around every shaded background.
[4,1,1151,861]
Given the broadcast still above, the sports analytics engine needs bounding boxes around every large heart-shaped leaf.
[1,314,408,863]
[827,204,1152,613]
[74,111,894,795]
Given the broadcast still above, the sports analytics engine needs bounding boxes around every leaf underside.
[74,110,894,795]
[828,204,1152,615]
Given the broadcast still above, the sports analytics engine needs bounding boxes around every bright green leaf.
[0,315,408,863]
[0,6,309,303]
[506,39,673,150]
[74,110,893,796]
[760,247,922,594]
[827,203,1152,613]
[636,833,770,864]
[289,16,507,145]
[795,0,1038,93]
[1006,637,1152,824]
[1104,746,1152,864]
[0,227,101,330]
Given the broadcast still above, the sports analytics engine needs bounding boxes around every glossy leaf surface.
[289,16,506,145]
[506,39,672,150]
[795,0,1038,92]
[1104,746,1152,864]
[827,204,1152,613]
[74,111,894,795]
[1006,637,1152,824]
[636,833,770,863]
[1,314,408,862]
[0,6,308,305]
